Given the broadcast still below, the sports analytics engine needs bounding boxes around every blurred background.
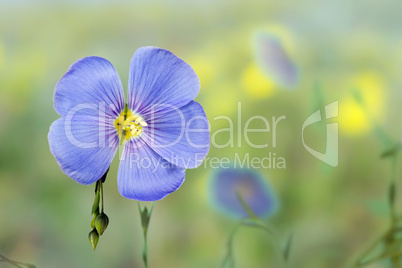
[1,0,402,267]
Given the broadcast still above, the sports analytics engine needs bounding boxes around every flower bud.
[88,228,99,250]
[91,190,100,215]
[95,212,109,235]
[140,207,149,228]
[91,214,96,229]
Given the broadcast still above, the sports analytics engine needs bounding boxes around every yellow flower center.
[114,108,147,143]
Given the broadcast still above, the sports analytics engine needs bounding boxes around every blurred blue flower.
[254,31,298,89]
[48,47,210,201]
[209,168,278,219]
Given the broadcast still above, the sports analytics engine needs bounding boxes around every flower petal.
[254,32,298,88]
[142,101,210,169]
[117,139,185,201]
[128,47,200,115]
[48,115,119,185]
[209,168,278,219]
[54,56,124,118]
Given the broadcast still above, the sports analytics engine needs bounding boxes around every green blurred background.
[1,0,402,267]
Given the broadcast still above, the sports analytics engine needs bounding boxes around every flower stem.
[347,229,391,267]
[221,222,241,268]
[0,253,29,268]
[100,181,104,213]
[143,231,149,268]
[389,154,400,266]
[347,153,400,267]
[390,154,398,220]
[139,202,155,268]
[221,219,287,268]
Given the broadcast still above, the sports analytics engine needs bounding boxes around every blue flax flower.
[48,47,210,201]
[254,31,298,89]
[209,168,278,219]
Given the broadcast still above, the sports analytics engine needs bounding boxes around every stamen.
[114,109,147,142]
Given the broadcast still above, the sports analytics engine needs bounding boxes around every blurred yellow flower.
[339,71,385,136]
[242,63,275,98]
[188,54,216,88]
[205,81,239,115]
[339,98,371,135]
[354,72,384,117]
[252,24,298,89]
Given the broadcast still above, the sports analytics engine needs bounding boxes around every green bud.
[95,212,109,235]
[91,214,96,229]
[91,190,100,215]
[88,228,99,250]
[140,207,149,228]
[138,202,155,231]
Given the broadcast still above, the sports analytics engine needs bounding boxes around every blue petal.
[48,116,119,185]
[209,168,278,219]
[254,32,298,89]
[128,47,200,115]
[142,101,210,169]
[117,138,185,201]
[54,56,124,118]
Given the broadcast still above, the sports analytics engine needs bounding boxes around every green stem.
[221,222,242,268]
[390,154,398,220]
[357,95,393,149]
[348,229,392,267]
[140,202,155,268]
[0,254,24,268]
[100,181,104,213]
[372,122,393,149]
[222,219,287,268]
[390,154,400,266]
[358,248,402,267]
[348,154,400,267]
[345,98,401,267]
[245,219,287,267]
[143,231,148,268]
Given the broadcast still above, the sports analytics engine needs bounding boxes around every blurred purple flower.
[48,47,210,201]
[254,31,298,88]
[209,168,278,219]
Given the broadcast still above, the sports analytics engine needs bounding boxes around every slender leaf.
[381,143,401,158]
[283,233,293,262]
